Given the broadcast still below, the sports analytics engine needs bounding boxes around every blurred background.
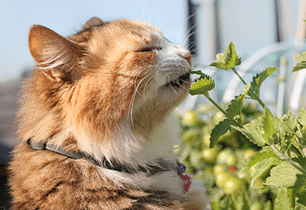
[0,0,306,208]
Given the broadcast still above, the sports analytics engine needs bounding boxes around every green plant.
[179,104,268,209]
[187,42,306,209]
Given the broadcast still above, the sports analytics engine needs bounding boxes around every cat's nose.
[184,53,192,65]
[178,50,192,66]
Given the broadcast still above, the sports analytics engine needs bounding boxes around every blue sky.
[0,0,187,82]
[0,0,301,83]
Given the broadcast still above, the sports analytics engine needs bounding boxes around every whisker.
[182,26,199,47]
[128,68,156,125]
[177,12,198,43]
[184,24,198,41]
[142,73,156,99]
[178,78,190,91]
[183,29,199,47]
[136,73,152,97]
[154,65,165,79]
[187,40,198,49]
[166,75,179,95]
[128,68,151,125]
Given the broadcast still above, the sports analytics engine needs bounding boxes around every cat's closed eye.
[139,46,162,52]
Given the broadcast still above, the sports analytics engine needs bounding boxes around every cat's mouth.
[165,73,191,88]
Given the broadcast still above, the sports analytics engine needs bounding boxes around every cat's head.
[22,17,192,163]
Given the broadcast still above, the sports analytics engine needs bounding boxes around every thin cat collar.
[27,138,186,175]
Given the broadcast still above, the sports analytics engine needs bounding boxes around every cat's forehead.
[92,19,163,43]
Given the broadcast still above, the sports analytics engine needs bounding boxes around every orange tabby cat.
[9,17,209,209]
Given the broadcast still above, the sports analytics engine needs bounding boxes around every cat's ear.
[28,25,83,70]
[82,17,104,31]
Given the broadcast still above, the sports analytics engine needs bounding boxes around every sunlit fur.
[9,17,209,209]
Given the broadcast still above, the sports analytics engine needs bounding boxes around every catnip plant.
[189,42,306,210]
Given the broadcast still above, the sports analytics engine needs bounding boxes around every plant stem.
[231,67,266,109]
[270,144,306,175]
[206,95,242,127]
[232,67,248,85]
[290,189,296,209]
[254,96,266,109]
[206,95,227,116]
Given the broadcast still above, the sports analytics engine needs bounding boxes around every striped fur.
[9,17,209,209]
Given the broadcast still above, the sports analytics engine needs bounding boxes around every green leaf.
[292,157,306,172]
[241,146,276,173]
[259,184,270,194]
[250,67,278,97]
[220,194,238,210]
[266,161,304,188]
[292,52,306,73]
[210,61,227,70]
[295,52,306,62]
[241,191,250,210]
[210,42,242,70]
[189,70,206,79]
[232,117,266,147]
[293,174,306,191]
[292,61,306,73]
[226,84,250,125]
[264,200,273,210]
[274,187,293,210]
[298,108,306,126]
[282,112,298,130]
[250,157,279,187]
[189,76,215,97]
[290,145,303,158]
[295,203,306,210]
[297,191,306,207]
[209,119,232,148]
[272,115,295,134]
[212,200,220,210]
[262,107,276,142]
